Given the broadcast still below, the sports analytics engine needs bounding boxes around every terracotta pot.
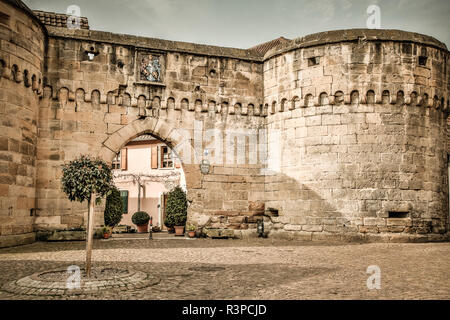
[102,232,111,239]
[188,231,195,238]
[137,223,149,233]
[174,226,184,236]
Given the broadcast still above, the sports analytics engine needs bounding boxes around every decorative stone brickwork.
[0,0,449,247]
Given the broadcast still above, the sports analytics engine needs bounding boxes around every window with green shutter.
[120,190,129,213]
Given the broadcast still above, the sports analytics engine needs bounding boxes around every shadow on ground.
[0,259,336,300]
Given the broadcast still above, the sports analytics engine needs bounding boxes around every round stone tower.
[0,0,46,247]
[263,29,449,241]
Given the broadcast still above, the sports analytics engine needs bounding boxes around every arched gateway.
[0,0,449,247]
[99,118,206,231]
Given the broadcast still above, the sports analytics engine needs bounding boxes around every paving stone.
[0,239,447,299]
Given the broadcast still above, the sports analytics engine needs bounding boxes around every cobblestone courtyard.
[0,238,449,300]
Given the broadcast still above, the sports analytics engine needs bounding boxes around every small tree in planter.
[132,211,150,233]
[186,224,196,238]
[61,155,113,277]
[164,186,187,236]
[104,186,123,227]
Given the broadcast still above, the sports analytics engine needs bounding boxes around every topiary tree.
[61,155,113,277]
[104,186,123,227]
[164,186,188,228]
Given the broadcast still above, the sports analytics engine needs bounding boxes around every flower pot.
[102,232,111,239]
[167,227,175,233]
[188,231,195,238]
[174,226,184,236]
[137,222,149,233]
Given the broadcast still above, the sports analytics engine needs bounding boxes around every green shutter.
[120,190,128,213]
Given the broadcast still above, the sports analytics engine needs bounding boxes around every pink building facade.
[112,135,186,230]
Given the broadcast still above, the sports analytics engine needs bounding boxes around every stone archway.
[99,118,186,163]
[99,117,203,226]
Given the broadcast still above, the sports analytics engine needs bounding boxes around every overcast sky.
[23,0,450,49]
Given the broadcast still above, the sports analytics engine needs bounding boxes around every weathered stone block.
[363,218,386,226]
[311,232,340,241]
[302,225,323,232]
[203,228,235,238]
[387,218,412,226]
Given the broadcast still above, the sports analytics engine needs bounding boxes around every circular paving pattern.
[1,266,160,296]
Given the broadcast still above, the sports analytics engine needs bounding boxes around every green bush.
[164,186,187,228]
[104,187,123,227]
[132,211,150,225]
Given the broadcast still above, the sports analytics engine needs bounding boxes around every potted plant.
[101,226,112,239]
[165,186,188,236]
[132,211,150,233]
[61,155,113,277]
[186,224,196,238]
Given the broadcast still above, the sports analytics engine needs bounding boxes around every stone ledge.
[36,230,86,241]
[264,229,450,243]
[203,228,235,239]
[0,232,35,248]
[210,210,265,217]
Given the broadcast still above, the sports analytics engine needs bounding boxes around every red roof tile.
[248,37,291,55]
[33,10,89,30]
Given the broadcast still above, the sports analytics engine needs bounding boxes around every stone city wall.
[263,30,450,241]
[35,26,267,236]
[0,0,45,247]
